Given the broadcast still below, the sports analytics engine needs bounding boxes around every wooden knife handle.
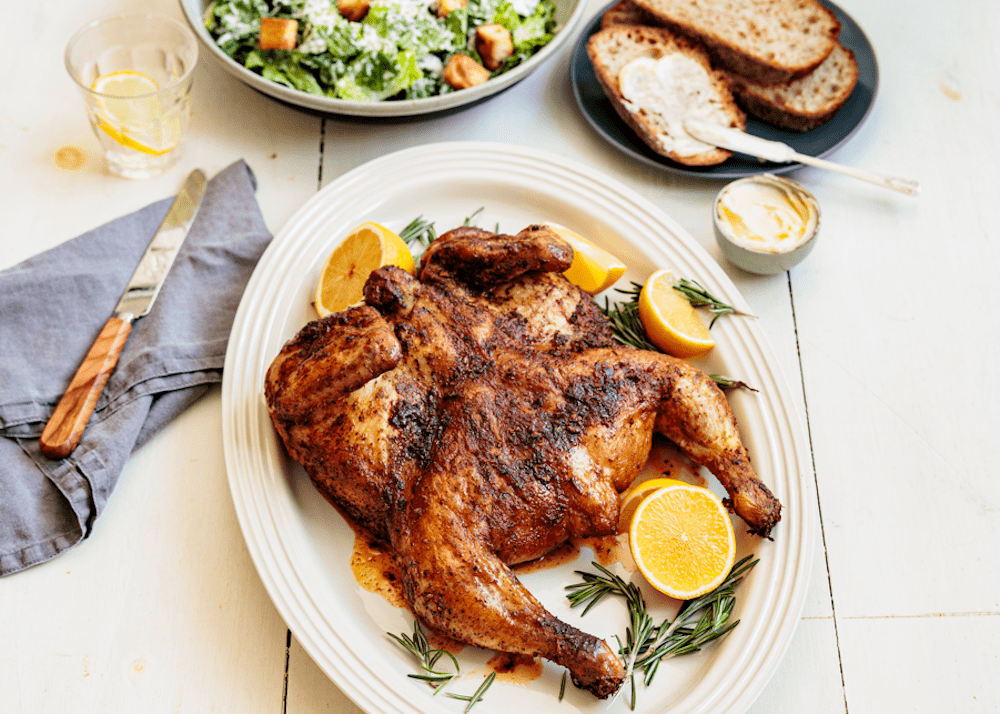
[39,316,133,459]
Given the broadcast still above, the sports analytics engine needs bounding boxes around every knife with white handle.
[683,117,920,196]
[39,169,208,459]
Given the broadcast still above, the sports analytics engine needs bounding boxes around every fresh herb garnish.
[388,620,460,693]
[446,672,496,712]
[709,374,758,393]
[400,215,438,249]
[601,296,660,352]
[598,281,757,391]
[463,206,485,227]
[566,555,758,709]
[672,278,755,328]
[388,619,495,709]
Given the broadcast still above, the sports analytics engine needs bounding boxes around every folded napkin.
[0,160,272,577]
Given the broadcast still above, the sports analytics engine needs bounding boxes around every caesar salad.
[204,0,558,101]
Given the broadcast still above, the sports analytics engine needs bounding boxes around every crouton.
[475,24,514,70]
[443,54,491,89]
[259,18,298,50]
[338,0,370,22]
[437,0,467,18]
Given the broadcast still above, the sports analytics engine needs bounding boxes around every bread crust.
[586,24,746,166]
[629,0,840,86]
[600,0,658,29]
[725,42,858,131]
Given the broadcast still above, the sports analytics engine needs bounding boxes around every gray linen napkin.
[0,160,272,576]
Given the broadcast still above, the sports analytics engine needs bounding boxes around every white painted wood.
[4,0,999,712]
[794,0,1000,620]
[0,0,321,713]
[839,615,1000,713]
[746,619,845,714]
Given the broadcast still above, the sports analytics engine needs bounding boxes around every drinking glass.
[65,14,198,179]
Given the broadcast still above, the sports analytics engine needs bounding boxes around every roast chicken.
[264,224,781,698]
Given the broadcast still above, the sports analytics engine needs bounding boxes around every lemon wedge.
[637,268,715,358]
[314,222,415,317]
[543,222,626,295]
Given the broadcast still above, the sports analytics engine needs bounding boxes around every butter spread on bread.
[619,55,739,158]
[587,25,746,166]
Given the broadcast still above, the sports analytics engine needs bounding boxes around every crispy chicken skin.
[264,224,780,698]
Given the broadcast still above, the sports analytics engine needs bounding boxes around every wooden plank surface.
[2,0,998,711]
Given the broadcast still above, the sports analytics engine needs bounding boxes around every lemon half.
[314,222,415,317]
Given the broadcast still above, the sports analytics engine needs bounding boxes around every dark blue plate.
[570,0,879,178]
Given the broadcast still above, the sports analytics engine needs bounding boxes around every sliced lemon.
[91,69,159,97]
[618,477,686,532]
[629,483,736,599]
[89,70,179,156]
[637,268,715,358]
[314,222,415,317]
[543,222,626,295]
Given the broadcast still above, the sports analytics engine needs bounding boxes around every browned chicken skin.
[264,225,780,699]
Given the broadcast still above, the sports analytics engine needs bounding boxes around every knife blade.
[682,116,920,196]
[39,169,208,459]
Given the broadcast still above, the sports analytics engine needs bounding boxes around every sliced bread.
[724,40,858,131]
[600,0,658,29]
[587,24,746,166]
[629,0,841,86]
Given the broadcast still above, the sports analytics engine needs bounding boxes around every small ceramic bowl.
[713,174,820,275]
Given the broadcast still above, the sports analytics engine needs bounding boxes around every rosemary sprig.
[566,555,758,709]
[564,562,651,709]
[462,206,485,227]
[601,296,660,352]
[633,555,757,685]
[388,620,496,709]
[445,672,496,712]
[399,215,438,249]
[387,620,460,693]
[672,278,755,328]
[709,374,758,393]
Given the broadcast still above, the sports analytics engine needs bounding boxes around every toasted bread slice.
[630,0,840,86]
[725,41,858,131]
[600,0,657,29]
[587,25,746,166]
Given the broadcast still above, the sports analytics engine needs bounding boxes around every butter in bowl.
[713,174,820,275]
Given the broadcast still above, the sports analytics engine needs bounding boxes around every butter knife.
[683,116,921,196]
[39,169,208,459]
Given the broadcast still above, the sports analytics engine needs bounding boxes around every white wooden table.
[2,0,998,711]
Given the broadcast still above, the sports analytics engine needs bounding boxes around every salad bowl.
[179,0,587,117]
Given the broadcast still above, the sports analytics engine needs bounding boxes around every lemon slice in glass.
[90,71,180,156]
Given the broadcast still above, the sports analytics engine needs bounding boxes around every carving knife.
[39,169,208,459]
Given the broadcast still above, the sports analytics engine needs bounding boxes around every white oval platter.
[221,141,814,714]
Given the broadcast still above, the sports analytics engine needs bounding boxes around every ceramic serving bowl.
[713,174,821,275]
[179,0,586,118]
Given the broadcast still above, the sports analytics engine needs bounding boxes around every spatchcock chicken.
[264,224,781,699]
